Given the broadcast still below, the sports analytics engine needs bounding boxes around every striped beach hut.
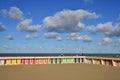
[101,59,113,66]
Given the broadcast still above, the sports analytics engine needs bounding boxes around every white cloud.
[44,32,58,38]
[9,7,24,21]
[67,32,92,42]
[0,22,6,31]
[1,7,24,21]
[3,45,10,49]
[17,19,41,32]
[56,36,62,41]
[87,22,113,33]
[82,35,93,42]
[6,35,14,40]
[44,32,62,41]
[87,17,120,37]
[43,9,98,33]
[103,37,112,43]
[98,37,112,45]
[24,34,32,39]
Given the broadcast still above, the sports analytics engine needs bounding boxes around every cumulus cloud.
[1,7,24,21]
[6,35,14,40]
[0,22,6,31]
[98,37,112,45]
[43,9,98,33]
[9,7,24,21]
[24,34,32,39]
[24,33,39,39]
[87,21,120,37]
[56,36,62,41]
[67,32,92,42]
[103,37,112,43]
[87,22,113,33]
[44,32,58,38]
[44,32,62,41]
[17,19,41,32]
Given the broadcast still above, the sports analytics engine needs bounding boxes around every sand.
[0,64,120,80]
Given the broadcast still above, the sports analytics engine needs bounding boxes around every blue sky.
[0,0,120,53]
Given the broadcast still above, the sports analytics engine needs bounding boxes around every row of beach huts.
[0,56,120,67]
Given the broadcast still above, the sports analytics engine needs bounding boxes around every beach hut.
[86,58,93,64]
[41,58,45,64]
[93,59,101,65]
[31,58,36,64]
[101,59,112,66]
[6,59,11,65]
[44,58,49,64]
[16,59,21,65]
[106,60,113,66]
[35,58,39,64]
[0,59,5,65]
[53,58,56,64]
[56,58,60,64]
[50,58,53,64]
[78,58,81,63]
[38,58,42,64]
[28,59,31,64]
[81,58,84,63]
[74,58,77,63]
[67,58,74,64]
[22,59,26,65]
[62,58,67,64]
[11,59,17,65]
[113,60,120,67]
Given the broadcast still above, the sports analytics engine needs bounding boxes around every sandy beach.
[0,64,120,80]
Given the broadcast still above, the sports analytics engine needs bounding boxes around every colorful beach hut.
[6,59,11,65]
[93,59,101,65]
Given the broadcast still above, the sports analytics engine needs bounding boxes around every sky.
[0,0,120,53]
